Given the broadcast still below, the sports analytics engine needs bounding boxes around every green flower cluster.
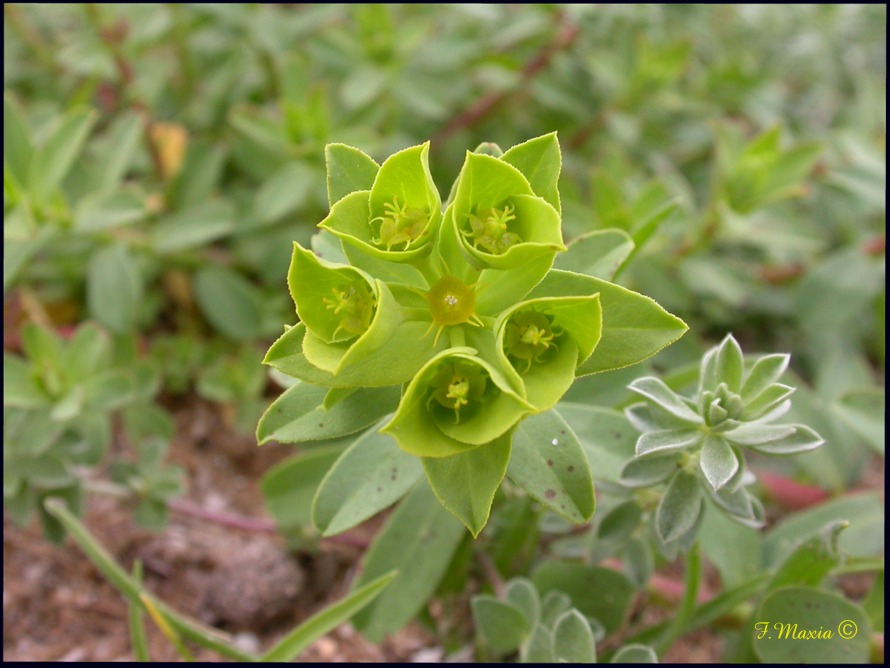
[261,134,688,534]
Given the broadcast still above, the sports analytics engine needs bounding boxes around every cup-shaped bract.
[450,152,565,271]
[287,242,401,375]
[319,143,441,263]
[382,348,532,458]
[495,295,603,412]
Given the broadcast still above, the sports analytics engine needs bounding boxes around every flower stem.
[654,542,701,657]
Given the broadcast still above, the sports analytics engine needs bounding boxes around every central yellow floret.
[425,275,478,327]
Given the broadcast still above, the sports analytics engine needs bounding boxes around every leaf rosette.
[319,143,441,263]
[382,348,532,458]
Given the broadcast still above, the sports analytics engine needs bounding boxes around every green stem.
[449,326,466,348]
[654,542,701,657]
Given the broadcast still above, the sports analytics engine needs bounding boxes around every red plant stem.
[431,14,579,146]
[755,470,829,510]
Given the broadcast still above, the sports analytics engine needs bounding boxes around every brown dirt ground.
[3,398,883,662]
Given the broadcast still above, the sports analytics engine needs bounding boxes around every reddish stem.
[431,15,579,145]
[755,470,829,510]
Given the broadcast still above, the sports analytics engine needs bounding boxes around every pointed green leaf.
[3,354,48,409]
[530,270,688,375]
[768,521,847,591]
[261,571,396,662]
[350,484,465,643]
[87,242,143,334]
[656,471,703,543]
[30,107,96,203]
[193,264,263,341]
[741,354,790,402]
[597,500,643,545]
[713,335,744,393]
[313,427,423,536]
[501,132,562,214]
[699,436,739,491]
[471,596,531,655]
[256,382,399,444]
[832,388,885,455]
[619,453,683,488]
[742,384,795,421]
[75,190,147,232]
[4,93,33,186]
[722,423,798,446]
[628,377,702,424]
[753,587,870,664]
[508,410,595,523]
[422,434,511,536]
[260,445,347,534]
[552,609,597,663]
[555,229,634,280]
[151,200,236,253]
[745,424,825,455]
[636,429,702,457]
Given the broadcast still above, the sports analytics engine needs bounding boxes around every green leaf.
[93,111,144,193]
[168,140,227,210]
[264,321,442,389]
[636,428,702,457]
[87,242,143,333]
[555,229,634,280]
[505,577,541,627]
[508,410,595,523]
[256,382,399,444]
[254,160,316,224]
[193,264,264,341]
[712,335,744,393]
[75,190,147,232]
[4,93,33,186]
[552,609,597,663]
[260,445,347,535]
[628,377,702,424]
[753,587,871,664]
[500,131,562,214]
[619,452,682,488]
[151,200,236,253]
[862,571,884,633]
[325,142,380,206]
[597,500,643,545]
[4,222,54,294]
[260,571,396,662]
[832,388,885,455]
[722,423,797,446]
[312,427,423,536]
[742,424,825,455]
[700,498,762,588]
[611,644,658,663]
[522,625,555,663]
[558,404,638,484]
[3,354,48,409]
[656,471,703,543]
[741,354,790,403]
[29,107,97,203]
[768,521,847,591]
[471,596,531,656]
[620,537,655,589]
[764,493,884,565]
[350,484,465,643]
[699,435,739,491]
[531,562,635,635]
[422,433,511,536]
[530,270,688,376]
[540,590,573,628]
